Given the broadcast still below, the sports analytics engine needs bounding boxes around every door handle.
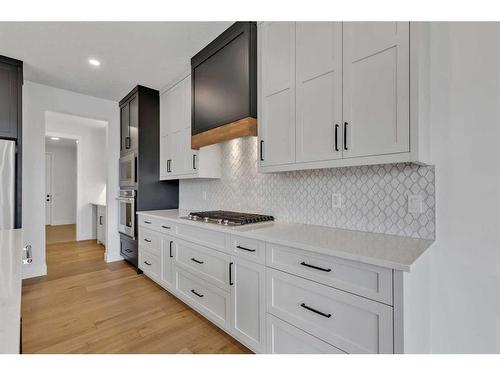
[236,245,256,253]
[169,241,174,258]
[300,261,332,272]
[229,262,234,286]
[193,154,197,170]
[343,122,348,151]
[300,303,332,318]
[334,124,339,152]
[191,257,204,264]
[191,289,204,298]
[99,216,103,225]
[125,136,131,149]
[260,140,264,161]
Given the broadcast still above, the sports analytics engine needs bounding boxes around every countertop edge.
[137,210,433,272]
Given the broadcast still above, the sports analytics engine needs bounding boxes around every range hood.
[191,22,257,150]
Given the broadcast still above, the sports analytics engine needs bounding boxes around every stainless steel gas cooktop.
[184,210,274,226]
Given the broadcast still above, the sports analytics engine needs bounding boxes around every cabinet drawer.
[267,269,393,353]
[230,235,266,264]
[176,223,229,253]
[120,236,138,263]
[139,215,176,235]
[266,243,393,305]
[174,266,230,329]
[139,249,161,282]
[267,314,345,354]
[138,228,161,256]
[175,239,230,291]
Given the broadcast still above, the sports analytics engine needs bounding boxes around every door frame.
[45,152,54,226]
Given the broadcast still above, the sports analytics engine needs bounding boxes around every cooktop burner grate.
[187,210,274,226]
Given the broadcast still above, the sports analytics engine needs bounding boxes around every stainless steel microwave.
[119,152,136,188]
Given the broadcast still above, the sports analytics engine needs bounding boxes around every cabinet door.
[120,102,129,152]
[259,22,296,167]
[343,22,410,158]
[295,22,343,163]
[160,133,173,178]
[230,257,266,353]
[161,235,175,290]
[128,95,139,151]
[0,62,19,139]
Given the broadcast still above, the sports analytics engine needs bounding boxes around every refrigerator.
[0,140,15,230]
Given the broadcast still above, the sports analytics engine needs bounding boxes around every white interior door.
[296,22,343,162]
[45,153,53,225]
[342,22,410,158]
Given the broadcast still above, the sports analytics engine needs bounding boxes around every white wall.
[22,81,121,279]
[46,141,77,225]
[46,114,107,240]
[428,23,500,353]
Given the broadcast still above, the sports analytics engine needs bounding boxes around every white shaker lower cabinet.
[161,235,175,290]
[229,256,266,353]
[137,213,431,354]
[267,314,345,354]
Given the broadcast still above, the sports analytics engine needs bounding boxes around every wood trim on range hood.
[191,117,257,150]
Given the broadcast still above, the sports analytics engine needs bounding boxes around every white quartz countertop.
[91,202,106,207]
[138,210,433,272]
[0,229,23,354]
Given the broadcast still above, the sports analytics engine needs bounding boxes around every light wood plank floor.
[21,238,252,354]
[46,224,76,244]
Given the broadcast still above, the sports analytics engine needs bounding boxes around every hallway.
[45,224,76,244]
[21,239,251,354]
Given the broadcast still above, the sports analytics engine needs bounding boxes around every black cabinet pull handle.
[300,261,332,273]
[193,154,197,170]
[144,261,152,266]
[334,124,339,152]
[260,140,264,161]
[99,216,103,225]
[169,241,173,258]
[162,225,171,229]
[125,136,131,149]
[229,262,234,286]
[125,249,132,253]
[300,303,332,318]
[191,289,204,298]
[167,159,171,173]
[343,122,348,151]
[144,238,151,243]
[191,257,204,264]
[144,220,152,224]
[236,245,256,252]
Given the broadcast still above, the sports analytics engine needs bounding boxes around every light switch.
[331,193,342,209]
[408,195,423,214]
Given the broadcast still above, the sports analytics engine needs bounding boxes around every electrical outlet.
[408,195,423,214]
[202,191,207,201]
[331,193,342,209]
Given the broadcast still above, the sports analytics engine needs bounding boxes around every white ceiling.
[0,22,232,101]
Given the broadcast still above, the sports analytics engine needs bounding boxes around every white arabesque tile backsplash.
[179,137,435,240]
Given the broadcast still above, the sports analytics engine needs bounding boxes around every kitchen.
[1,2,500,371]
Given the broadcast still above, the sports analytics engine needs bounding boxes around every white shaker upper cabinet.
[159,74,220,180]
[258,22,296,167]
[296,22,343,163]
[342,22,410,158]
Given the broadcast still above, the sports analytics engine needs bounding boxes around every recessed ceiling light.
[88,58,101,67]
[50,137,60,141]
